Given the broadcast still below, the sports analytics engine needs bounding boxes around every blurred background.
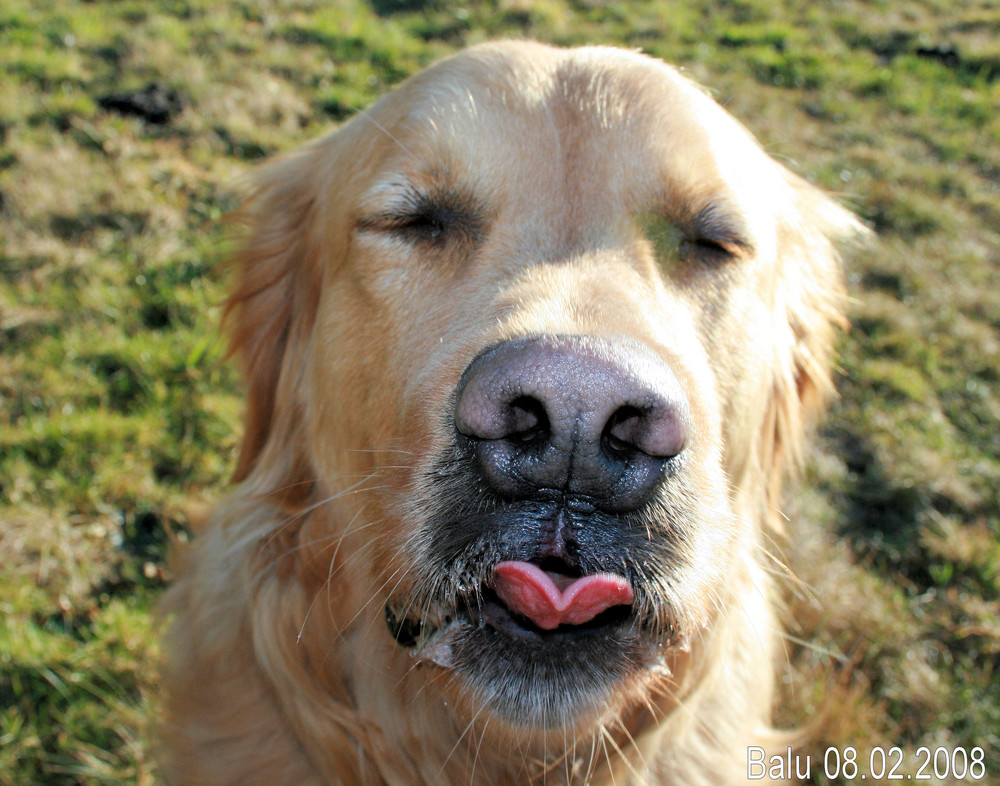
[1,1,998,783]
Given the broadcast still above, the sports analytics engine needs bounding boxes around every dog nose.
[454,336,689,511]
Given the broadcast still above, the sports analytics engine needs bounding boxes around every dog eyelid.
[356,186,482,246]
[685,235,750,260]
[639,212,748,266]
[690,205,754,259]
[392,205,453,243]
[356,207,450,244]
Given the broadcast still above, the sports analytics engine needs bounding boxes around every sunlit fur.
[160,42,863,785]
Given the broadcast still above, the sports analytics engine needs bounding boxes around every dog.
[161,41,862,785]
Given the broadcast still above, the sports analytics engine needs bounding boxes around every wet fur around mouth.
[380,448,697,727]
[411,446,689,625]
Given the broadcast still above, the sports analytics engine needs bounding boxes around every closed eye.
[681,236,743,261]
[690,204,754,259]
[390,205,455,243]
[357,186,484,248]
[640,208,752,268]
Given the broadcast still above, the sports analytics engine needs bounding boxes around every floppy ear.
[760,173,869,520]
[223,143,332,501]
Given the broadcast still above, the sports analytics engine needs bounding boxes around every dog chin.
[388,595,684,730]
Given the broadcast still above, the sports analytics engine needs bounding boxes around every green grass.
[1,0,998,783]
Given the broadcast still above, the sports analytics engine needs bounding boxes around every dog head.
[222,41,860,754]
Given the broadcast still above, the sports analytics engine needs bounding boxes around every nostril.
[603,405,645,457]
[603,402,687,461]
[508,396,549,444]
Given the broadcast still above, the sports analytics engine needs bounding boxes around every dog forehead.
[399,44,713,179]
[406,42,705,127]
[364,42,787,237]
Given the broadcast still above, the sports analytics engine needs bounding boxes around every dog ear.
[761,173,869,520]
[223,144,332,499]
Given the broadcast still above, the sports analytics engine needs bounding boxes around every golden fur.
[161,41,862,785]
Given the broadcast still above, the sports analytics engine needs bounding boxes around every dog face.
[184,41,859,779]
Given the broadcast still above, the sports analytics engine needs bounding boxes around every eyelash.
[367,201,742,260]
[392,207,452,243]
[681,236,734,260]
[641,211,746,266]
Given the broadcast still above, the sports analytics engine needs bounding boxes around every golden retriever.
[161,41,862,785]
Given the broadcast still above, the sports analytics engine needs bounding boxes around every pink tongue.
[493,561,634,631]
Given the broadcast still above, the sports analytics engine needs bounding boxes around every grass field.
[1,0,998,783]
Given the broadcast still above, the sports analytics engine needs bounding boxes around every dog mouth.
[384,557,678,729]
[384,449,693,727]
[385,559,641,655]
[464,588,635,641]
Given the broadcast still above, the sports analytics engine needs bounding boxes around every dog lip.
[465,586,635,641]
[389,576,636,661]
[470,597,542,639]
[389,559,639,661]
[385,603,429,649]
